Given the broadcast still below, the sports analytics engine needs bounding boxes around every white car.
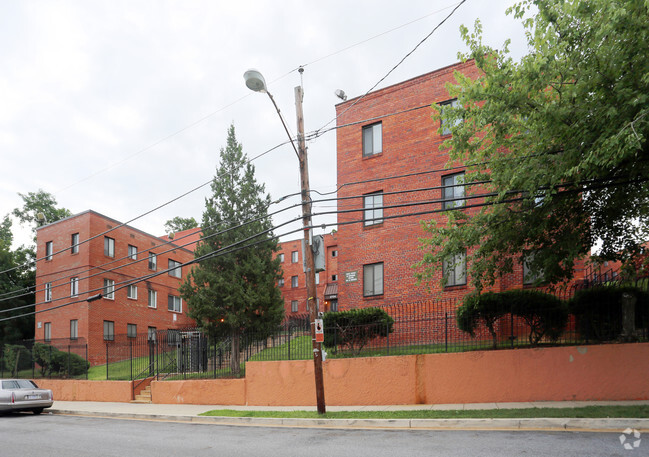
[0,379,53,415]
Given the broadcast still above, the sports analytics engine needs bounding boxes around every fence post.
[67,345,71,378]
[106,343,109,380]
[130,340,133,381]
[510,305,515,349]
[445,312,448,353]
[85,345,88,380]
[288,326,291,361]
[386,322,390,355]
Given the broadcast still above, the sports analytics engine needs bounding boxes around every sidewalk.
[48,400,649,431]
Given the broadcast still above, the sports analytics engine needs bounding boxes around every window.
[70,277,79,297]
[168,259,181,278]
[45,241,53,261]
[278,278,285,288]
[128,244,137,260]
[291,251,299,263]
[362,122,382,157]
[45,282,52,302]
[442,173,465,210]
[103,321,114,341]
[363,262,384,297]
[278,253,285,263]
[148,326,157,341]
[332,250,338,258]
[148,253,157,271]
[148,289,157,308]
[443,252,466,287]
[523,252,544,285]
[440,98,461,135]
[363,192,383,226]
[44,322,51,342]
[291,276,298,288]
[315,272,320,285]
[127,284,137,299]
[70,320,78,340]
[168,295,182,313]
[291,300,298,313]
[103,279,115,300]
[127,324,137,338]
[104,236,115,257]
[332,274,338,282]
[71,233,79,254]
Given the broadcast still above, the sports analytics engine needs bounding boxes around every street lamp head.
[243,69,267,93]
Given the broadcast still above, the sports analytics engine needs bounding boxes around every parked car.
[0,379,53,415]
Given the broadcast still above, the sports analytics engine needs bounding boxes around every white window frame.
[127,323,137,339]
[443,252,467,287]
[168,295,182,313]
[148,289,157,308]
[148,326,157,341]
[291,300,298,313]
[45,241,53,261]
[278,253,285,263]
[148,252,157,271]
[291,276,298,288]
[363,262,384,297]
[103,320,114,341]
[168,259,182,278]
[362,122,383,157]
[440,98,461,135]
[103,279,115,300]
[104,236,115,257]
[70,319,78,340]
[363,192,383,226]
[278,278,284,288]
[45,282,52,302]
[291,251,299,263]
[44,322,51,341]
[127,284,137,299]
[70,277,79,297]
[71,233,79,254]
[523,251,544,285]
[442,172,465,210]
[128,244,137,260]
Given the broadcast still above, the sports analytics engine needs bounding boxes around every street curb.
[48,409,649,431]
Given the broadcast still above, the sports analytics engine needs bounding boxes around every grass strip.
[199,405,649,419]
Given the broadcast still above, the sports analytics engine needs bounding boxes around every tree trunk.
[230,330,240,375]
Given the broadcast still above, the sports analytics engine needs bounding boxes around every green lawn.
[200,405,649,419]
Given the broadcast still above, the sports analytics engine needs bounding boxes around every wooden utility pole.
[294,83,326,415]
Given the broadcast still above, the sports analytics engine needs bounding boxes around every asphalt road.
[0,413,639,457]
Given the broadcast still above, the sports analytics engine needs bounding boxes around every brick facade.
[35,210,196,365]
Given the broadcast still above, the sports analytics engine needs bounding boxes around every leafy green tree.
[416,0,649,290]
[456,292,508,349]
[13,189,72,240]
[164,216,198,236]
[179,125,284,375]
[0,215,36,343]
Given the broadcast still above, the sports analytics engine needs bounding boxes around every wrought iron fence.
[3,276,647,381]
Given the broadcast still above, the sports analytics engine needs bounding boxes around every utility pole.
[294,83,326,415]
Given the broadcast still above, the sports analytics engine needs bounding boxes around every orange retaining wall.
[40,343,649,405]
[37,379,133,402]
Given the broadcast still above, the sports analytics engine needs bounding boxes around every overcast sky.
[1,0,530,249]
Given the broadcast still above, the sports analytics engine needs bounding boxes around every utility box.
[302,234,326,273]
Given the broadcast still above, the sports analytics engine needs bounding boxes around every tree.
[13,189,72,240]
[179,125,284,375]
[164,216,198,236]
[416,0,649,291]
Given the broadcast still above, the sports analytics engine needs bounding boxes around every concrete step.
[131,385,152,404]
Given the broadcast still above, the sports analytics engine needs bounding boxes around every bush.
[456,292,509,349]
[2,344,33,375]
[33,342,89,377]
[569,286,649,342]
[504,289,569,346]
[323,308,394,354]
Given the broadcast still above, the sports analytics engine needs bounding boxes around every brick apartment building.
[334,60,579,310]
[35,210,195,364]
[275,234,338,315]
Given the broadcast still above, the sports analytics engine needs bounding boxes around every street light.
[244,68,326,415]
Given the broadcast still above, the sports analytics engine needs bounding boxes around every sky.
[0,0,531,249]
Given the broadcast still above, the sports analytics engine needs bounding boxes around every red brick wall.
[35,211,196,365]
[275,234,337,315]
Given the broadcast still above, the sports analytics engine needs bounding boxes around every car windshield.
[2,380,38,389]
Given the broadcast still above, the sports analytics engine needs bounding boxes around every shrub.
[323,308,394,354]
[456,292,509,349]
[504,289,569,346]
[569,286,649,342]
[2,344,33,375]
[32,342,89,377]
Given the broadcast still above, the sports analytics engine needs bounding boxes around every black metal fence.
[2,276,647,381]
